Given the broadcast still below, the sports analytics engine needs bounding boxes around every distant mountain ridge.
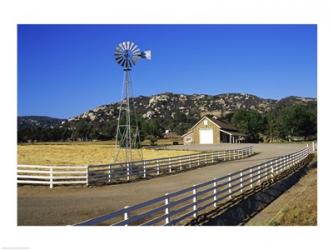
[18,92,317,130]
[18,116,66,129]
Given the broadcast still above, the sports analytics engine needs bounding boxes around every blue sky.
[18,24,317,118]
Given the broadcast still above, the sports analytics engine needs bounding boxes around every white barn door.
[199,128,213,144]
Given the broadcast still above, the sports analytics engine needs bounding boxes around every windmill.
[113,41,151,164]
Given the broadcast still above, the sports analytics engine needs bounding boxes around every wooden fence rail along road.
[75,147,310,226]
[17,146,254,188]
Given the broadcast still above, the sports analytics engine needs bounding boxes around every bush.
[147,135,158,146]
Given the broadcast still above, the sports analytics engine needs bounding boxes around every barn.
[182,115,247,145]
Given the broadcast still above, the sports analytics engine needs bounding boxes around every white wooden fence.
[88,146,254,185]
[17,146,254,188]
[17,165,88,188]
[75,147,310,226]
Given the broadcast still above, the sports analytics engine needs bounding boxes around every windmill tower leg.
[114,69,142,164]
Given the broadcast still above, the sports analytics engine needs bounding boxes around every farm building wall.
[183,131,193,145]
[192,118,220,144]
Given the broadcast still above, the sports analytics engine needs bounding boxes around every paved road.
[17,143,306,225]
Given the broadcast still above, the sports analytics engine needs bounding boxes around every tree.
[281,104,317,140]
[231,109,265,142]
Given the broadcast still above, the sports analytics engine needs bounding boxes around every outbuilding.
[182,115,247,145]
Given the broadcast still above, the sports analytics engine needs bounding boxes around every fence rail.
[17,146,254,188]
[88,146,254,185]
[75,147,310,226]
[17,165,88,188]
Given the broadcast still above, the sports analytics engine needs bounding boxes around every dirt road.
[17,143,306,225]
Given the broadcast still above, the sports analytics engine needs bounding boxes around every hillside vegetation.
[18,92,317,143]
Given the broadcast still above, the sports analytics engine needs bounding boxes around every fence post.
[258,166,261,184]
[168,158,172,173]
[86,165,89,186]
[156,160,160,175]
[265,163,268,181]
[108,164,111,184]
[211,152,214,163]
[127,163,130,181]
[213,179,217,208]
[240,171,243,193]
[189,155,192,168]
[49,166,53,189]
[165,193,170,225]
[312,141,315,153]
[283,156,286,171]
[250,168,253,188]
[124,206,129,226]
[291,155,295,166]
[205,153,207,164]
[233,150,236,160]
[228,175,232,199]
[180,158,183,170]
[192,185,197,218]
[271,162,274,182]
[143,160,146,178]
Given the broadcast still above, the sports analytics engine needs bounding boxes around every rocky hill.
[66,92,316,124]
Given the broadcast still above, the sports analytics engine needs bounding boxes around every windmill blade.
[115,57,123,63]
[129,58,136,65]
[121,59,127,67]
[115,49,123,56]
[127,59,133,68]
[114,51,123,57]
[132,55,141,64]
[114,41,151,69]
[132,44,139,52]
[131,45,140,55]
[115,45,123,52]
[118,43,125,50]
[115,56,123,63]
[117,57,125,65]
[129,42,135,50]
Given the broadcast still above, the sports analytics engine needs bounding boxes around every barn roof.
[205,115,239,131]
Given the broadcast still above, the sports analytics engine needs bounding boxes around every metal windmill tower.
[113,41,151,163]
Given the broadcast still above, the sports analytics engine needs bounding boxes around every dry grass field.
[17,140,196,166]
[268,167,317,226]
[246,161,317,226]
